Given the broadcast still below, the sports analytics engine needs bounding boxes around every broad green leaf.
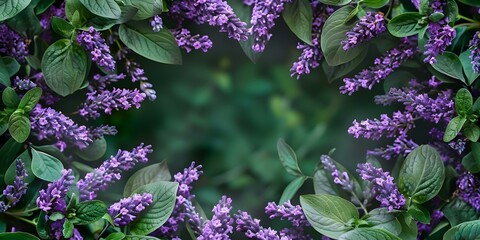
[0,232,39,240]
[2,86,19,108]
[2,57,20,77]
[398,145,445,204]
[463,123,480,142]
[119,23,181,65]
[8,112,31,143]
[364,208,402,235]
[322,47,368,82]
[443,220,480,239]
[431,52,466,82]
[0,138,22,183]
[18,87,42,112]
[79,0,120,19]
[0,56,11,87]
[455,88,473,115]
[282,0,313,45]
[428,12,444,22]
[105,232,126,240]
[313,167,344,196]
[90,5,138,31]
[438,165,458,200]
[130,181,179,235]
[445,0,458,23]
[443,198,480,227]
[0,0,31,21]
[387,13,425,37]
[75,137,107,161]
[277,139,303,176]
[397,213,418,240]
[443,116,467,142]
[49,212,65,221]
[427,221,450,239]
[462,142,480,173]
[123,0,163,20]
[4,150,35,184]
[279,176,307,204]
[460,50,480,85]
[300,194,358,238]
[408,203,430,224]
[35,0,55,14]
[42,39,88,96]
[339,228,401,240]
[36,211,48,239]
[65,0,93,22]
[458,0,480,7]
[321,6,366,66]
[319,0,351,6]
[31,148,64,182]
[362,0,389,8]
[124,161,172,197]
[51,17,75,38]
[72,200,108,224]
[63,219,74,238]
[6,4,42,38]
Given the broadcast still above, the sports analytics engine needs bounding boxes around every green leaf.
[438,165,458,200]
[79,0,121,19]
[0,56,11,87]
[462,142,480,173]
[443,116,467,142]
[474,97,480,113]
[49,212,65,221]
[398,145,445,204]
[18,87,42,112]
[339,228,401,240]
[36,211,48,239]
[6,4,42,38]
[458,0,480,7]
[313,167,344,195]
[277,139,303,176]
[124,236,161,240]
[321,47,368,82]
[282,0,312,45]
[397,213,418,240]
[431,52,466,82]
[408,203,431,224]
[123,0,164,20]
[124,161,172,197]
[362,0,389,8]
[31,148,64,182]
[460,50,480,85]
[455,88,473,115]
[63,219,74,238]
[364,208,402,235]
[0,138,22,183]
[0,232,40,240]
[279,176,307,204]
[90,5,138,31]
[4,150,35,184]
[105,232,126,240]
[443,198,480,227]
[0,0,31,21]
[65,0,93,22]
[42,39,88,96]
[35,0,56,14]
[75,137,107,161]
[300,194,358,238]
[428,12,445,22]
[387,13,425,37]
[72,200,108,224]
[129,181,179,235]
[2,86,19,108]
[443,220,480,239]
[51,17,75,38]
[463,123,480,142]
[8,112,31,143]
[319,0,351,6]
[321,6,366,66]
[2,57,20,77]
[445,0,458,23]
[119,23,182,65]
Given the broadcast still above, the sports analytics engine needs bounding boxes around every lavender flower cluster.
[108,193,153,226]
[423,0,455,64]
[77,27,116,72]
[342,12,386,50]
[0,160,28,212]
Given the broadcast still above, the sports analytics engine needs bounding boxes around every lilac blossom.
[109,193,153,227]
[151,15,163,32]
[1,160,28,210]
[235,211,283,239]
[348,111,415,140]
[367,135,419,160]
[79,88,146,119]
[30,105,92,151]
[36,169,74,213]
[173,28,213,53]
[126,60,157,101]
[77,27,116,72]
[342,12,386,50]
[0,24,28,62]
[340,37,417,95]
[423,0,455,64]
[265,201,312,240]
[88,125,118,140]
[76,144,152,201]
[290,3,333,79]
[320,155,354,191]
[417,210,443,238]
[411,0,420,9]
[197,196,234,240]
[13,77,37,91]
[469,31,480,73]
[457,172,480,210]
[88,73,126,91]
[249,0,291,52]
[357,163,405,211]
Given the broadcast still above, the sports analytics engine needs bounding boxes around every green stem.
[351,191,369,215]
[458,14,477,23]
[454,23,480,29]
[6,213,36,226]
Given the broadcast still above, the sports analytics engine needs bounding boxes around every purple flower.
[367,135,419,160]
[469,31,480,73]
[0,24,28,62]
[235,211,281,239]
[2,160,28,210]
[457,173,480,210]
[30,105,92,150]
[13,76,37,91]
[39,3,65,29]
[109,193,153,226]
[423,0,455,64]
[76,144,152,201]
[88,73,126,92]
[88,125,118,140]
[29,73,61,105]
[265,201,310,227]
[340,37,417,95]
[357,163,405,211]
[417,210,443,238]
[171,0,248,41]
[172,28,213,53]
[411,0,420,9]
[126,60,157,101]
[36,169,74,213]
[79,88,146,119]
[151,15,163,32]
[290,3,333,79]
[197,196,234,240]
[342,12,386,50]
[249,0,291,52]
[77,27,116,72]
[320,155,354,191]
[243,0,254,6]
[348,111,415,140]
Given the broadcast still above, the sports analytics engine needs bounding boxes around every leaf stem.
[458,14,477,23]
[6,213,36,226]
[350,191,369,215]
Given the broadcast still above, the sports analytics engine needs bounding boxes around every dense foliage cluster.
[0,0,480,239]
